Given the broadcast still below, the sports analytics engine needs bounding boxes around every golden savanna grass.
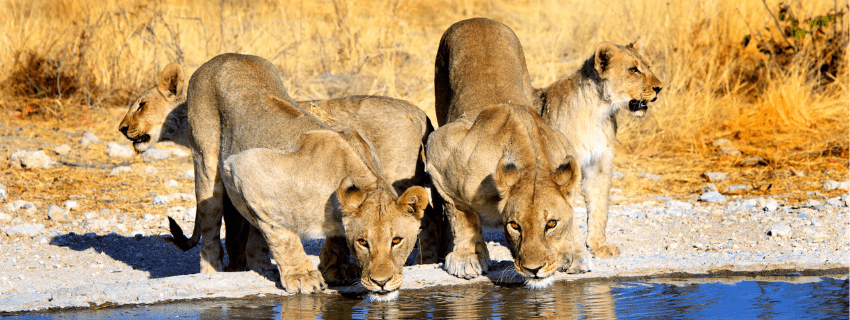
[0,0,847,212]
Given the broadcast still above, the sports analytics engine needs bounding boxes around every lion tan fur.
[427,18,587,287]
[120,53,428,297]
[533,41,663,258]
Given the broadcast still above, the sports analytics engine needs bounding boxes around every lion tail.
[168,216,199,251]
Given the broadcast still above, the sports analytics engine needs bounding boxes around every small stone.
[797,213,808,219]
[612,172,624,180]
[666,243,679,250]
[839,182,850,191]
[609,194,627,203]
[823,180,840,191]
[791,169,805,177]
[4,223,47,237]
[11,150,57,169]
[825,197,843,207]
[0,213,11,221]
[5,200,37,215]
[740,156,766,166]
[665,200,693,210]
[702,172,727,182]
[141,148,172,160]
[84,211,99,219]
[767,223,791,237]
[141,165,158,175]
[713,139,732,147]
[151,196,169,206]
[54,144,71,155]
[114,224,128,233]
[638,172,662,181]
[757,198,779,211]
[164,180,179,188]
[182,207,197,223]
[700,191,727,203]
[182,169,195,181]
[47,204,68,222]
[110,166,132,176]
[842,194,850,207]
[80,131,101,145]
[701,184,719,194]
[64,200,78,210]
[107,142,135,158]
[0,183,6,202]
[170,149,190,158]
[724,184,752,193]
[143,214,156,222]
[720,146,741,157]
[802,199,822,208]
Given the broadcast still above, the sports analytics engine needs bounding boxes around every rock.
[701,184,719,194]
[842,194,850,207]
[47,205,68,222]
[767,223,791,237]
[107,142,134,158]
[53,144,71,155]
[699,191,727,203]
[4,223,47,237]
[64,200,77,210]
[151,196,169,206]
[0,183,6,201]
[170,149,190,158]
[11,150,57,169]
[141,165,158,175]
[0,213,11,221]
[719,146,741,157]
[802,199,822,208]
[823,180,840,191]
[609,194,627,203]
[80,131,101,145]
[839,181,850,191]
[790,169,805,177]
[638,172,662,181]
[702,172,727,182]
[740,156,766,166]
[109,166,132,176]
[141,148,172,160]
[713,138,731,147]
[4,200,37,215]
[612,172,624,180]
[182,169,195,180]
[85,218,109,231]
[143,214,156,222]
[724,184,752,193]
[825,197,844,207]
[757,198,779,211]
[164,180,179,189]
[83,211,99,219]
[666,243,679,250]
[665,200,693,210]
[182,207,196,222]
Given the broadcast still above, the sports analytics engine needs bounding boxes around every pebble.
[638,173,662,181]
[757,198,779,211]
[740,156,766,166]
[182,169,195,181]
[53,144,71,155]
[0,183,6,201]
[181,207,196,223]
[701,184,719,194]
[79,132,101,145]
[141,149,172,160]
[699,191,727,203]
[767,223,792,237]
[47,205,68,222]
[609,194,627,203]
[702,172,727,182]
[665,200,692,211]
[141,166,158,175]
[107,143,135,158]
[713,138,731,147]
[825,197,844,207]
[64,200,77,210]
[720,146,741,157]
[0,213,10,221]
[152,196,169,206]
[83,211,98,220]
[164,180,179,189]
[110,166,133,176]
[4,223,47,237]
[802,199,822,208]
[5,201,37,215]
[11,150,57,169]
[170,149,190,158]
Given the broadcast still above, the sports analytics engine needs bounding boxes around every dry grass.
[0,0,847,216]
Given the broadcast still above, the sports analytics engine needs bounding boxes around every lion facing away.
[122,53,429,299]
[427,17,587,288]
[532,41,663,258]
[118,65,444,269]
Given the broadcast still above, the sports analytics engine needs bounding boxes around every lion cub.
[533,42,663,258]
[427,18,587,288]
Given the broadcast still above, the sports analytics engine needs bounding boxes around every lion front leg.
[582,160,620,258]
[443,202,490,279]
[318,236,360,285]
[256,220,326,293]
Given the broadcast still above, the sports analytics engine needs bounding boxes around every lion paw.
[444,251,490,279]
[590,243,620,258]
[280,270,327,294]
[321,262,361,286]
[559,247,593,274]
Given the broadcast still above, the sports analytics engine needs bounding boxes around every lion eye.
[509,221,520,230]
[357,239,369,247]
[137,101,147,111]
[392,237,401,245]
[546,220,557,229]
[629,66,640,74]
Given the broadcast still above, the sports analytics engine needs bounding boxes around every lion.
[118,66,444,269]
[427,17,588,288]
[121,53,429,299]
[532,41,663,258]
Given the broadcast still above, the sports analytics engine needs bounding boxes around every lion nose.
[652,86,662,94]
[119,126,129,136]
[371,275,392,288]
[523,265,543,276]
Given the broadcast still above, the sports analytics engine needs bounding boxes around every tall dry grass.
[0,0,847,164]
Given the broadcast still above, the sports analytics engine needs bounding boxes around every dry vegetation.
[0,0,847,221]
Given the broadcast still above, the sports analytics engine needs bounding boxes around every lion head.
[337,178,429,301]
[593,41,663,117]
[494,155,579,289]
[118,63,186,153]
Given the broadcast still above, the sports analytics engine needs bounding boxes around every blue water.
[8,274,849,319]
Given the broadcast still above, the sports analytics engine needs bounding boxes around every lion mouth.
[132,134,151,144]
[628,99,648,112]
[366,290,399,302]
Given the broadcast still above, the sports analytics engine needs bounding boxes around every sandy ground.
[1,189,847,313]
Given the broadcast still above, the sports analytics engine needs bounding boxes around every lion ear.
[494,154,521,196]
[397,186,428,221]
[553,155,579,195]
[266,95,305,119]
[157,63,185,101]
[627,37,641,49]
[594,42,619,75]
[337,176,367,216]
